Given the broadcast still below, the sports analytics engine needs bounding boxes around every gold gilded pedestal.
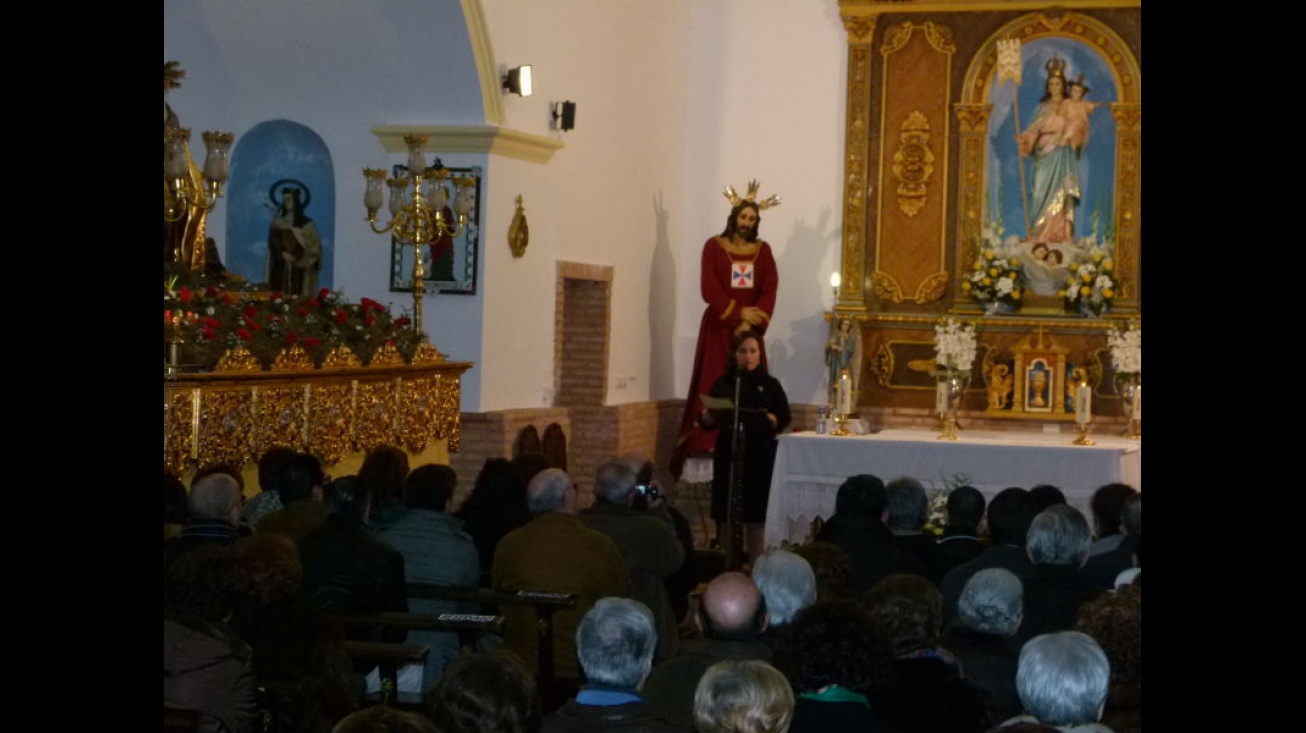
[164,353,472,478]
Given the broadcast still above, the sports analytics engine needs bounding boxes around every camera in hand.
[636,483,662,501]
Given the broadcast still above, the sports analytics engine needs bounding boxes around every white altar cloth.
[763,428,1141,547]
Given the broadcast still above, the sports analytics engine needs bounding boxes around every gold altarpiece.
[163,346,471,482]
[833,0,1141,426]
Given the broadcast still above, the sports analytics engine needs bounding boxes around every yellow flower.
[982,277,992,287]
[1102,288,1114,298]
[1011,290,1021,300]
[1103,259,1114,270]
[989,267,1000,277]
[961,281,972,293]
[1058,289,1067,298]
[1092,252,1104,263]
[984,249,996,259]
[1081,272,1093,283]
[1080,285,1092,297]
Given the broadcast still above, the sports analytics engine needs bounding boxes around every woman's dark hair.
[772,599,893,696]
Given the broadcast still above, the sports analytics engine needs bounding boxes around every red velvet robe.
[671,236,778,478]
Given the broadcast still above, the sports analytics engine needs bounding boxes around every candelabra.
[364,135,474,343]
[163,128,234,222]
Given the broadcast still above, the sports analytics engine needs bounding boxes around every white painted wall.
[164,0,848,414]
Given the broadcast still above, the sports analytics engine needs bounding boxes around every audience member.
[643,571,772,729]
[790,541,857,603]
[580,459,687,662]
[332,706,437,733]
[493,467,634,685]
[228,533,362,733]
[942,568,1025,723]
[1002,632,1113,732]
[165,470,190,541]
[425,649,543,733]
[770,599,897,733]
[886,477,950,583]
[1028,485,1066,512]
[936,486,987,573]
[513,450,553,487]
[164,545,258,733]
[1075,585,1141,733]
[622,452,700,628]
[863,574,992,733]
[750,548,816,645]
[377,463,482,694]
[693,660,794,733]
[1081,493,1140,591]
[814,474,930,595]
[358,444,411,534]
[166,470,244,568]
[941,488,1038,628]
[456,457,532,578]
[298,475,408,643]
[243,446,296,530]
[1087,484,1137,556]
[1016,505,1102,646]
[256,451,329,541]
[542,597,684,732]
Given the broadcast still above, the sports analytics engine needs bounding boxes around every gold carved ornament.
[915,271,947,304]
[353,378,400,454]
[270,344,314,372]
[433,374,463,451]
[892,111,935,218]
[397,375,441,454]
[306,381,355,466]
[163,388,198,476]
[254,385,309,454]
[196,388,257,470]
[509,195,529,259]
[872,271,903,304]
[871,342,895,388]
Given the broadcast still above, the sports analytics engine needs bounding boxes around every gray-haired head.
[1016,631,1110,726]
[575,597,657,688]
[594,460,638,506]
[1026,504,1092,568]
[957,568,1023,636]
[189,472,243,523]
[751,548,817,626]
[526,468,572,514]
[885,476,929,531]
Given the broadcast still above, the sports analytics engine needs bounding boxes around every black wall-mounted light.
[502,65,533,96]
[552,101,576,131]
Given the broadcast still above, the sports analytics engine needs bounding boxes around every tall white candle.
[1131,385,1141,421]
[1075,384,1091,424]
[838,372,852,415]
[935,379,948,415]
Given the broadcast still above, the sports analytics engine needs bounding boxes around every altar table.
[763,428,1141,547]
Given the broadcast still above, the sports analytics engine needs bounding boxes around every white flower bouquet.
[963,227,1024,313]
[934,316,978,372]
[1106,320,1141,375]
[1062,241,1116,316]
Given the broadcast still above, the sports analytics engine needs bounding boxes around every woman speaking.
[700,331,791,566]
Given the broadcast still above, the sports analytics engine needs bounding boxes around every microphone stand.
[723,369,745,570]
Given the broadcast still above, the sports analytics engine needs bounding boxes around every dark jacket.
[816,513,931,595]
[298,514,408,641]
[542,696,688,733]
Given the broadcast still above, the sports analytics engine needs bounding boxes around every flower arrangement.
[1106,319,1141,375]
[962,228,1024,313]
[922,472,973,537]
[164,272,422,370]
[933,316,978,372]
[1061,241,1116,316]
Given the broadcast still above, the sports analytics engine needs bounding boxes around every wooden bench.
[341,640,429,706]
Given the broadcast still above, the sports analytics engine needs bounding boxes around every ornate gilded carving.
[412,342,445,364]
[432,374,462,448]
[164,388,197,477]
[921,21,956,53]
[322,345,363,370]
[1111,103,1140,133]
[306,380,354,466]
[892,111,935,217]
[842,15,877,44]
[270,345,314,372]
[871,270,903,304]
[915,271,948,304]
[354,378,399,454]
[253,385,307,455]
[214,344,261,373]
[871,342,895,388]
[369,342,405,367]
[397,375,440,454]
[953,104,991,134]
[880,21,914,54]
[195,388,257,470]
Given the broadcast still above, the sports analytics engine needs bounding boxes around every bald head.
[189,472,243,525]
[700,571,767,640]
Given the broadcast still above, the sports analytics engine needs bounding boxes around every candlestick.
[838,371,852,416]
[1131,385,1141,421]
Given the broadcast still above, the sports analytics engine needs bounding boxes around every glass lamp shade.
[164,128,191,179]
[200,131,234,184]
[404,135,429,178]
[363,168,387,212]
[387,178,409,217]
[453,178,475,218]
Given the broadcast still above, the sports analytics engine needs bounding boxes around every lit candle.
[838,372,852,416]
[1075,384,1091,425]
[1132,385,1141,421]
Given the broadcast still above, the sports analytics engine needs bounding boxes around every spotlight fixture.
[502,65,533,96]
[552,101,576,131]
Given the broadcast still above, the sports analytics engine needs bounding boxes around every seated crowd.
[165,450,1140,733]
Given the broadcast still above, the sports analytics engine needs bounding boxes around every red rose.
[243,315,262,331]
[202,317,221,329]
[236,328,253,341]
[297,307,310,317]
[178,287,194,304]
[244,304,258,318]
[202,327,217,341]
[318,287,331,300]
[205,285,220,298]
[303,337,321,348]
[334,309,349,325]
[285,332,299,345]
[163,309,173,323]
[395,316,411,327]
[364,314,376,327]
[307,299,320,309]
[221,293,235,304]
